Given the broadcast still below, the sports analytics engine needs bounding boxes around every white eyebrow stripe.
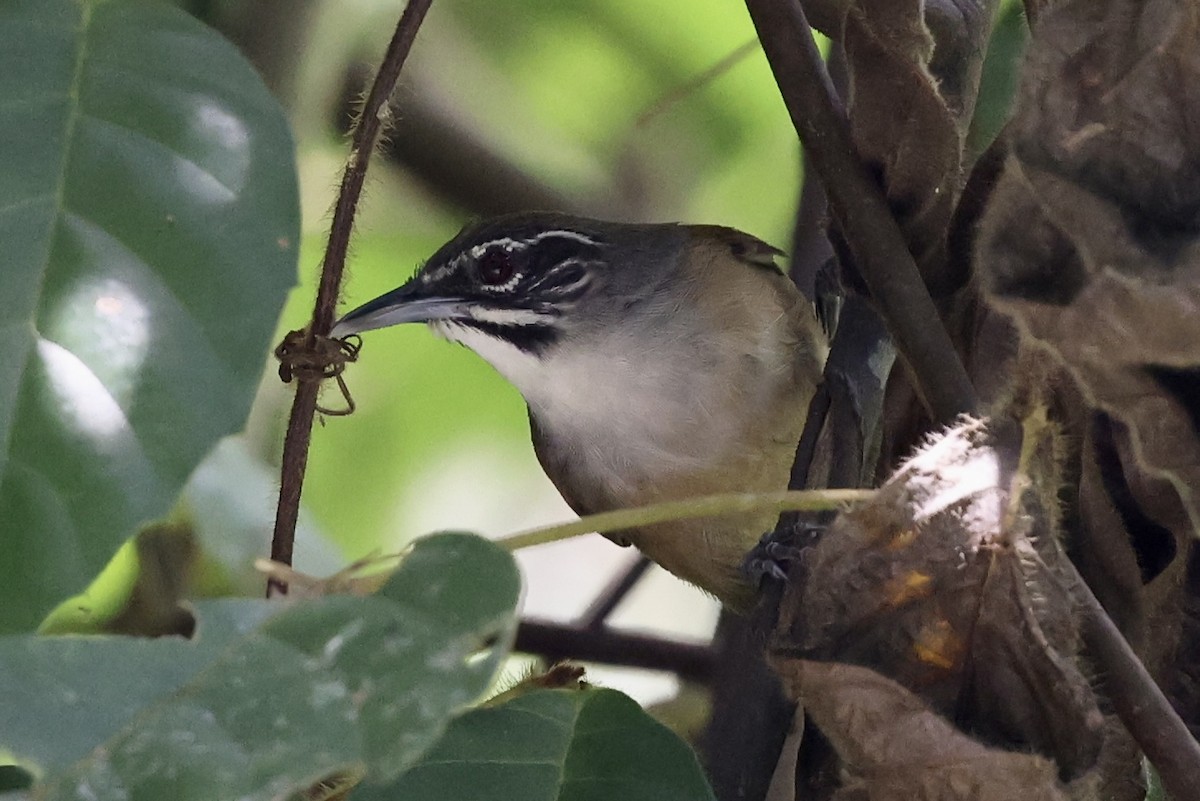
[524,230,599,247]
[469,237,521,259]
[467,230,599,260]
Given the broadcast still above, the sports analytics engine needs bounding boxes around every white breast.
[435,321,787,498]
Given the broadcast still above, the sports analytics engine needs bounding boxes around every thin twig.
[268,0,433,597]
[784,384,831,496]
[497,489,875,551]
[743,0,979,421]
[633,39,759,129]
[579,556,653,629]
[1071,559,1200,801]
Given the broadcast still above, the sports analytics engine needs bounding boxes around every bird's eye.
[478,249,516,285]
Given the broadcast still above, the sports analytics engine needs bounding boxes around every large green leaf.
[0,0,298,631]
[353,687,718,801]
[0,533,520,800]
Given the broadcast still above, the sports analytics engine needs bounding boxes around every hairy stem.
[268,0,433,597]
[497,489,875,551]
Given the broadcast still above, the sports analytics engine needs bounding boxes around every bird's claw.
[742,520,826,586]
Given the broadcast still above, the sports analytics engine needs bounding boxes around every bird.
[331,212,827,608]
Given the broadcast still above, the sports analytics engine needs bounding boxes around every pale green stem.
[496,489,876,552]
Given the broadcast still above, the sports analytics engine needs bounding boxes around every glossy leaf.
[353,687,718,801]
[0,533,520,801]
[0,0,298,631]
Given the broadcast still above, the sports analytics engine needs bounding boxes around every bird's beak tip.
[328,318,355,339]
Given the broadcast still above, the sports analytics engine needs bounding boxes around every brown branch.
[515,619,715,683]
[787,43,847,298]
[784,384,831,495]
[945,122,1010,293]
[701,610,795,801]
[747,6,1197,799]
[1072,559,1200,801]
[743,0,979,422]
[268,0,433,597]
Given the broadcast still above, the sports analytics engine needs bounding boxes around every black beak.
[330,283,468,337]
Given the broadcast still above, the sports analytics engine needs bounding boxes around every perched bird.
[332,213,826,607]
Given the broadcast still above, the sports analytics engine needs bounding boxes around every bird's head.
[331,212,690,364]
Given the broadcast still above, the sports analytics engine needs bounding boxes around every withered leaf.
[977,0,1200,545]
[772,419,1104,777]
[848,0,962,277]
[773,659,1069,801]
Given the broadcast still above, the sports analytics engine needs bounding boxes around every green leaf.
[0,0,298,631]
[968,0,1028,154]
[0,533,520,801]
[353,687,718,801]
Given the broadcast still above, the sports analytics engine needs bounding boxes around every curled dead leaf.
[772,659,1070,801]
[772,418,1104,778]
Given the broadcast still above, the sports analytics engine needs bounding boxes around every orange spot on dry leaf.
[912,619,963,670]
[886,527,918,550]
[884,570,933,606]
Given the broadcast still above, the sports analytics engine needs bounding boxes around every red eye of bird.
[478,249,516,285]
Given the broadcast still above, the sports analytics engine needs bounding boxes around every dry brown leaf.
[772,419,1105,777]
[978,0,1200,546]
[845,1,962,273]
[773,659,1070,801]
[804,0,974,287]
[966,2,1200,788]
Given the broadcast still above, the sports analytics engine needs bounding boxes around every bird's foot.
[742,519,826,586]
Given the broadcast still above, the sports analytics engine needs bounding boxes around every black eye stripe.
[455,319,559,354]
[415,228,603,313]
[525,236,603,272]
[459,235,602,297]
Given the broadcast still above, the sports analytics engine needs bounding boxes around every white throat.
[432,322,739,484]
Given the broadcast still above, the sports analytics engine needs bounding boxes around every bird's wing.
[687,224,787,272]
[689,224,828,381]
